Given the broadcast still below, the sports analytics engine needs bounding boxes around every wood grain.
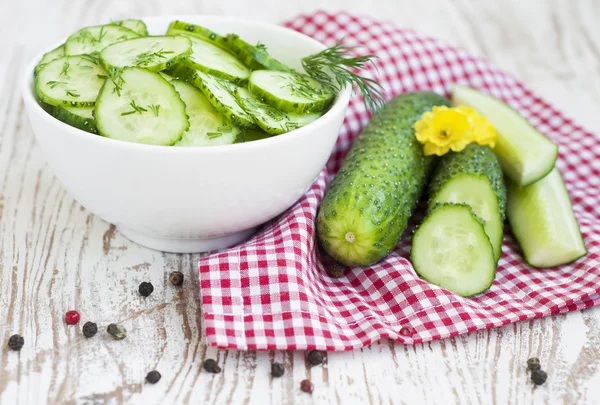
[1,0,600,404]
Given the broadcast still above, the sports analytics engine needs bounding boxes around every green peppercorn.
[203,358,221,373]
[169,271,184,287]
[531,369,547,385]
[307,350,325,366]
[82,321,98,338]
[107,323,127,340]
[138,282,154,297]
[527,357,541,371]
[146,370,161,384]
[271,362,284,377]
[7,334,24,351]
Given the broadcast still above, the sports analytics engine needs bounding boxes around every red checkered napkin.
[198,11,600,350]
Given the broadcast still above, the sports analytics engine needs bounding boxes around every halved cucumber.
[95,67,189,145]
[236,87,320,135]
[110,19,148,36]
[52,105,98,134]
[65,25,140,55]
[36,55,107,107]
[99,36,192,72]
[249,70,334,113]
[166,21,229,50]
[224,34,290,71]
[507,168,586,268]
[452,85,558,187]
[35,44,65,76]
[411,204,496,297]
[181,36,250,84]
[171,80,242,147]
[244,128,271,142]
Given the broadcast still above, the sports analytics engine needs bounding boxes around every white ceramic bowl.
[22,15,351,253]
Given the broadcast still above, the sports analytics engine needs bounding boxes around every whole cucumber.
[316,92,451,266]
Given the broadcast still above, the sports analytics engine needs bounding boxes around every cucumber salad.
[33,19,341,146]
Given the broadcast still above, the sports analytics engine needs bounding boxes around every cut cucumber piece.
[36,55,107,107]
[35,44,65,76]
[507,168,586,268]
[99,36,192,72]
[244,128,271,142]
[235,88,320,135]
[95,68,189,145]
[65,25,140,55]
[181,36,250,85]
[166,21,229,50]
[452,85,558,187]
[110,19,148,36]
[224,33,290,71]
[171,80,241,147]
[249,70,334,113]
[52,105,98,134]
[411,204,496,297]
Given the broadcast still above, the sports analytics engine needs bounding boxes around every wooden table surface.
[2,0,600,404]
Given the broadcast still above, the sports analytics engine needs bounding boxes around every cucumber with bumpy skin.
[182,36,250,84]
[110,19,148,36]
[316,92,451,266]
[507,168,586,268]
[224,33,291,71]
[411,204,496,297]
[65,25,140,55]
[428,144,506,261]
[35,44,65,76]
[52,105,98,134]
[166,21,230,50]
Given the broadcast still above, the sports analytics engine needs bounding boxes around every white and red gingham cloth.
[198,11,600,350]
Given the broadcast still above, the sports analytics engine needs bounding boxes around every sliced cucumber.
[224,34,290,71]
[36,55,107,107]
[65,25,140,55]
[52,105,98,134]
[99,36,192,72]
[452,85,558,187]
[166,21,229,50]
[95,67,189,145]
[35,44,65,76]
[411,204,496,297]
[181,36,250,84]
[110,19,148,36]
[249,70,334,113]
[171,80,241,147]
[507,168,586,268]
[244,128,271,142]
[236,87,320,135]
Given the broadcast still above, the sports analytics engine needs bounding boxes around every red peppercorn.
[300,379,313,393]
[65,310,80,325]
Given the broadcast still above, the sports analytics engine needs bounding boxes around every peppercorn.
[307,350,325,366]
[169,271,184,287]
[82,321,98,338]
[327,263,347,278]
[203,358,221,373]
[527,357,541,371]
[65,310,81,325]
[138,282,154,297]
[7,334,24,351]
[146,370,161,384]
[531,369,547,385]
[271,362,284,377]
[107,323,127,340]
[300,379,313,393]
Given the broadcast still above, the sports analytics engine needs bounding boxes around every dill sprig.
[148,104,160,117]
[134,49,174,67]
[66,90,80,98]
[121,100,147,116]
[47,81,66,89]
[301,40,385,115]
[256,42,268,52]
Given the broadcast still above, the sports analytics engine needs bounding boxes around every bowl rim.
[22,14,352,154]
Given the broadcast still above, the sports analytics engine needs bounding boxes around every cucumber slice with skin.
[35,44,65,75]
[52,105,98,134]
[95,67,189,145]
[507,168,586,268]
[236,87,321,135]
[99,36,192,72]
[249,70,334,113]
[411,204,496,297]
[224,34,291,71]
[36,55,107,107]
[182,36,250,85]
[166,21,229,50]
[65,25,140,55]
[110,19,148,36]
[452,85,558,187]
[171,80,242,147]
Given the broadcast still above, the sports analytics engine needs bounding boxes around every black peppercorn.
[527,357,541,371]
[146,370,161,384]
[531,369,547,385]
[7,334,24,351]
[307,350,325,366]
[169,271,184,287]
[271,362,284,377]
[138,282,154,297]
[82,321,98,338]
[300,379,313,393]
[327,263,347,278]
[203,358,221,373]
[107,323,127,340]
